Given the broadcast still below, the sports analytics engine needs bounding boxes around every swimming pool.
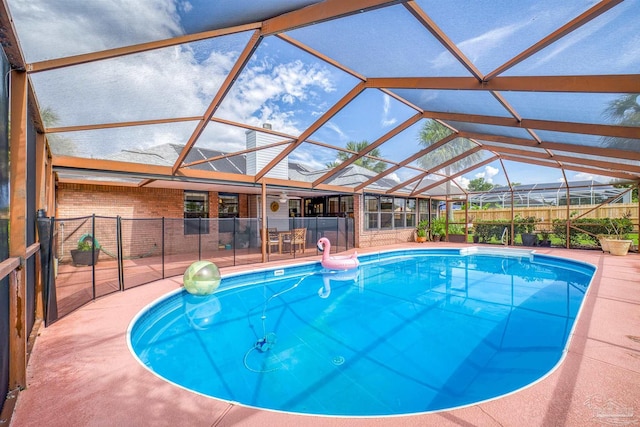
[128,248,595,416]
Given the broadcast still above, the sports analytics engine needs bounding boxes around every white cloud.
[323,122,348,141]
[387,172,401,183]
[211,58,337,149]
[568,172,613,184]
[431,20,530,69]
[289,147,330,171]
[485,165,499,178]
[178,1,193,14]
[10,0,183,62]
[455,176,470,189]
[529,5,625,70]
[15,0,340,158]
[457,22,529,64]
[572,172,594,181]
[474,165,500,183]
[381,94,396,127]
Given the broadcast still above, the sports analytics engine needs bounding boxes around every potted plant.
[473,223,492,243]
[415,220,429,243]
[516,215,539,246]
[70,237,99,266]
[606,217,633,256]
[447,223,466,243]
[235,226,252,249]
[430,217,445,242]
[538,230,552,247]
[597,219,616,253]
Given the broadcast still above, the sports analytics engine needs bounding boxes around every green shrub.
[514,215,539,234]
[448,223,465,234]
[431,217,446,236]
[552,216,633,247]
[473,220,511,243]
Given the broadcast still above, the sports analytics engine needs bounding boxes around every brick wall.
[56,184,230,259]
[57,183,184,219]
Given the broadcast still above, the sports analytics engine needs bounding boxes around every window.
[218,193,238,232]
[380,196,393,229]
[288,199,301,217]
[406,198,416,228]
[364,194,379,230]
[184,191,209,235]
[365,194,417,231]
[340,196,354,218]
[418,199,430,223]
[303,195,354,217]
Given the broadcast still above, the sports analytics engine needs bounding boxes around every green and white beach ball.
[183,261,221,295]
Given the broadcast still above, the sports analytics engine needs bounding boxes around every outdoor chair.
[261,228,281,254]
[283,227,307,254]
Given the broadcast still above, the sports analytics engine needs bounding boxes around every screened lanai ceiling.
[2,0,639,197]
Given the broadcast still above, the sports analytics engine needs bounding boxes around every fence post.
[233,218,237,266]
[198,217,202,261]
[117,216,123,291]
[161,218,165,279]
[345,216,349,250]
[91,214,96,299]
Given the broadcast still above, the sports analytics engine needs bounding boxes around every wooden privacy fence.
[453,203,639,228]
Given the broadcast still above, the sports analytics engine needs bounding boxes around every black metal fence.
[38,215,354,324]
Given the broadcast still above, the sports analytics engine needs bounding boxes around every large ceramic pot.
[607,239,632,256]
[521,233,538,247]
[598,234,612,252]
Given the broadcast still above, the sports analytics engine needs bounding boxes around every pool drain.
[332,356,345,366]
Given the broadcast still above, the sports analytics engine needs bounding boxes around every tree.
[602,94,640,150]
[326,140,387,173]
[468,177,494,192]
[41,106,77,156]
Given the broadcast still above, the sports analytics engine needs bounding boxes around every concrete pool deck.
[8,244,640,426]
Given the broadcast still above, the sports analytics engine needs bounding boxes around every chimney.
[245,127,288,179]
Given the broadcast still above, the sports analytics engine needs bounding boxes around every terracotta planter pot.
[416,235,427,243]
[607,239,632,256]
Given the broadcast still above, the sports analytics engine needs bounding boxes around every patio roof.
[1,0,638,197]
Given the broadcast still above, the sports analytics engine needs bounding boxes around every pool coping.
[9,243,640,427]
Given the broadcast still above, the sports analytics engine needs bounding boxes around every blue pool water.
[128,248,594,416]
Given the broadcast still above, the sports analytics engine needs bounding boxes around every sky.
[8,0,637,190]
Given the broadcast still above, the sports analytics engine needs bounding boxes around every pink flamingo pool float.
[317,237,359,271]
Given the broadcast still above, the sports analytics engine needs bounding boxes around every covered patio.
[1,0,639,425]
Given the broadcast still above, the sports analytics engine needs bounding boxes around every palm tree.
[417,120,482,186]
[417,120,483,220]
[326,140,387,173]
[418,120,481,171]
[602,94,640,150]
